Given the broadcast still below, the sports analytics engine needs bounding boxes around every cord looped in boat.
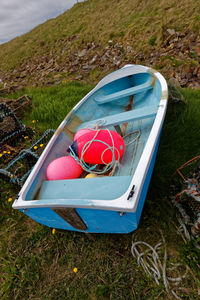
[123,129,140,146]
[69,128,120,175]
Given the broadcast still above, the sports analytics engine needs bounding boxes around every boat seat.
[94,81,153,104]
[37,176,132,201]
[77,105,158,130]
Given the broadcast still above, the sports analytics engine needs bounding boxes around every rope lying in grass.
[131,232,188,299]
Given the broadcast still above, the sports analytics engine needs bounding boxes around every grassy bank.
[0,0,199,74]
[0,83,200,299]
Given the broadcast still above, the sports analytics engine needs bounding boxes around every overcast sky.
[0,0,80,44]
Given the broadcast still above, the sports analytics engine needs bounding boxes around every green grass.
[151,88,200,197]
[0,84,200,299]
[6,81,93,132]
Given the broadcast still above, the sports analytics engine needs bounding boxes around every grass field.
[0,83,200,299]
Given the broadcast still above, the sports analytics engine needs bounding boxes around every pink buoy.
[68,129,125,164]
[74,128,93,141]
[46,156,83,180]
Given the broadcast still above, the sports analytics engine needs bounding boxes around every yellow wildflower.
[3,151,7,154]
[32,120,36,123]
[40,144,44,148]
[52,228,56,235]
[0,154,2,158]
[8,197,13,202]
[7,151,11,154]
[24,136,28,139]
[34,146,38,150]
[73,267,78,273]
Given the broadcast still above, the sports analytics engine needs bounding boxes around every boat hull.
[13,64,168,233]
[21,128,161,233]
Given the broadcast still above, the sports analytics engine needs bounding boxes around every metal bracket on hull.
[127,185,135,200]
[52,208,87,230]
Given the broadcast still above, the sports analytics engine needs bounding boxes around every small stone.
[101,55,107,65]
[167,29,176,35]
[179,78,188,87]
[75,75,83,80]
[126,46,134,53]
[113,57,121,66]
[82,64,90,70]
[166,43,175,51]
[78,49,87,57]
[72,60,79,66]
[89,55,98,65]
[19,71,28,78]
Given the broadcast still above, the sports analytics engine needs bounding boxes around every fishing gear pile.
[0,90,56,186]
[0,129,55,186]
[0,102,33,146]
[170,156,200,249]
[0,94,31,118]
[46,127,128,181]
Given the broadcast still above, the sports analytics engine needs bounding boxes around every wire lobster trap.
[0,129,55,186]
[169,155,200,248]
[0,102,33,147]
[0,94,31,118]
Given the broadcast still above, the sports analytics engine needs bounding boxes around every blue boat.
[13,65,168,233]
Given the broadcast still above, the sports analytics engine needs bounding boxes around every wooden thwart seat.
[94,81,153,104]
[77,105,158,131]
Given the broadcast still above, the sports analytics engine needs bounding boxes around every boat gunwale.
[12,65,168,212]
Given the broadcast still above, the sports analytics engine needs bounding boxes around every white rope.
[73,123,140,176]
[123,129,140,146]
[100,129,120,164]
[86,120,140,147]
[78,128,120,175]
[177,218,191,241]
[131,232,188,299]
[86,119,106,130]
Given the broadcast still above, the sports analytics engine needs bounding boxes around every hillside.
[0,0,199,89]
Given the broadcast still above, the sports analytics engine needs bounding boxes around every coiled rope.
[69,126,141,175]
[69,128,120,174]
[123,129,140,146]
[131,232,188,299]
